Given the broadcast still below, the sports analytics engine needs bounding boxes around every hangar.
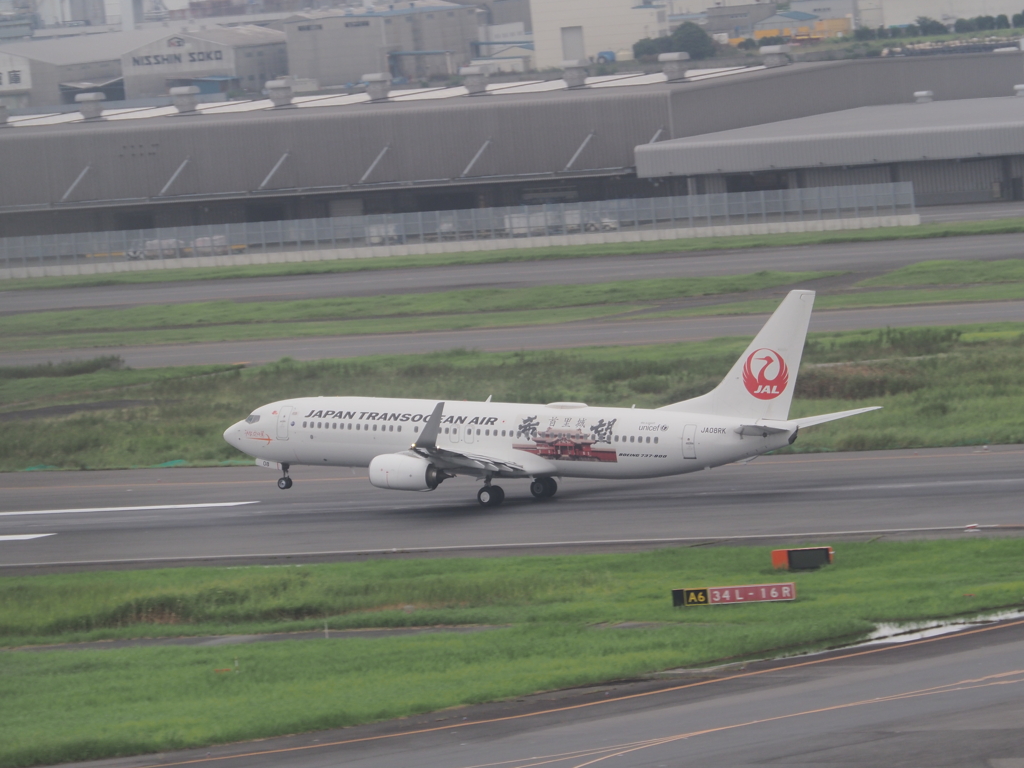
[0,50,1023,237]
[634,93,1024,205]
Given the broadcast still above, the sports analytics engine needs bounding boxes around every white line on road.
[0,534,56,541]
[0,502,260,518]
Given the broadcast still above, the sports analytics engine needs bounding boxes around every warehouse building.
[635,93,1024,205]
[1,51,1024,236]
[122,26,287,99]
[283,1,477,87]
[0,28,168,106]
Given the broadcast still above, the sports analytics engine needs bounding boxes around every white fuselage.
[224,396,795,480]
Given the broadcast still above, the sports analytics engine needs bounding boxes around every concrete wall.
[530,0,668,69]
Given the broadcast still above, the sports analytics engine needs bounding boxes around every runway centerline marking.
[0,502,259,518]
[0,534,55,541]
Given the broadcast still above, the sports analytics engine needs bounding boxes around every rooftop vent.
[170,85,200,114]
[75,92,105,120]
[363,72,392,102]
[561,59,588,89]
[266,79,294,107]
[914,90,933,103]
[459,66,487,96]
[658,51,690,82]
[759,44,791,68]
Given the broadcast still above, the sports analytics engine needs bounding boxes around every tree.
[854,27,877,40]
[976,15,997,30]
[954,17,976,32]
[1013,12,1024,28]
[915,16,948,35]
[670,21,717,60]
[737,37,759,50]
[996,14,1011,28]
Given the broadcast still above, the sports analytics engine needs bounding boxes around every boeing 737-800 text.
[224,290,880,506]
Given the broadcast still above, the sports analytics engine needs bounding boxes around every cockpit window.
[245,415,261,424]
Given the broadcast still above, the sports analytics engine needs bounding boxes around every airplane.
[223,290,880,506]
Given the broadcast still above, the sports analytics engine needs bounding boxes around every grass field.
[4,218,1024,292]
[1,540,1022,767]
[0,271,831,353]
[8,260,1024,354]
[2,324,1023,471]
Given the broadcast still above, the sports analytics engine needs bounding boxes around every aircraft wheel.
[477,485,504,507]
[277,477,293,490]
[531,478,557,499]
[542,477,558,498]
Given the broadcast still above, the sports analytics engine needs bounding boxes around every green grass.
[0,271,831,352]
[1,540,1022,767]
[859,259,1024,287]
[5,217,1024,292]
[3,324,1024,471]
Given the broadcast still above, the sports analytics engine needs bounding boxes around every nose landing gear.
[277,464,293,490]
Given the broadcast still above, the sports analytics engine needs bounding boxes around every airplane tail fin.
[659,290,815,420]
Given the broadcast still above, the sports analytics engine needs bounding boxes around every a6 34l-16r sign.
[674,583,796,606]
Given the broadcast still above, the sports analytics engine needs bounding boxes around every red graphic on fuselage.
[514,428,618,462]
[742,348,789,400]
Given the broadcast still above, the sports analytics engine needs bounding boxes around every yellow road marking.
[124,617,1024,768]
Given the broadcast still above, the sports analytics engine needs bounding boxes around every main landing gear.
[530,477,557,500]
[477,483,505,507]
[277,463,293,490]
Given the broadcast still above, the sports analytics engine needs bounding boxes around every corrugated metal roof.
[0,28,170,65]
[635,95,1024,178]
[184,26,285,47]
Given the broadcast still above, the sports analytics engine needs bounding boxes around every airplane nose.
[223,422,239,444]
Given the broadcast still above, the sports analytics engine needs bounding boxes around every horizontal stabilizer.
[789,406,882,429]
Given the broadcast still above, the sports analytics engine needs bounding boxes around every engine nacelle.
[368,453,444,491]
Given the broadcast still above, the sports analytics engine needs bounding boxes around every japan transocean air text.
[223,290,880,506]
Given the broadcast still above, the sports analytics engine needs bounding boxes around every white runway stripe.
[0,534,56,541]
[0,502,259,517]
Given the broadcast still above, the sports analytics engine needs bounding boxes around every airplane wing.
[411,402,557,478]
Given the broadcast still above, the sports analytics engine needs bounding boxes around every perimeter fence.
[0,182,915,269]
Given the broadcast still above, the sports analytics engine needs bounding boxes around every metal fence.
[0,182,915,269]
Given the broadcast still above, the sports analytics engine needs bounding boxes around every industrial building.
[0,28,168,106]
[121,26,287,99]
[529,0,669,69]
[283,1,478,87]
[1,51,1024,237]
[635,93,1024,204]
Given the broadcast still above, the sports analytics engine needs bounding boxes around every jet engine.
[368,453,446,491]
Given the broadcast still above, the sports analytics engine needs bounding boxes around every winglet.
[413,402,445,450]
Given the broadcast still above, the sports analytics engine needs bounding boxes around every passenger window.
[397,426,401,433]
[373,424,377,431]
[317,422,322,429]
[356,424,360,430]
[444,428,449,434]
[630,436,634,443]
[414,426,420,433]
[302,421,307,428]
[332,423,337,430]
[476,429,480,435]
[654,437,659,444]
[613,435,618,442]
[646,436,650,443]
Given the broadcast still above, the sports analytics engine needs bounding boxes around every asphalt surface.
[1,299,1021,369]
[4,231,1024,315]
[2,445,1021,573]
[45,619,1024,768]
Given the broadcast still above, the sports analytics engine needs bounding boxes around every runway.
[2,446,1021,573]
[35,615,1024,768]
[4,231,1024,316]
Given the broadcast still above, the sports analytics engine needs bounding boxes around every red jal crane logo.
[742,348,789,400]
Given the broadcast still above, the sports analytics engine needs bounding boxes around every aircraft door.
[465,425,474,444]
[449,425,459,443]
[277,406,293,440]
[683,424,697,459]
